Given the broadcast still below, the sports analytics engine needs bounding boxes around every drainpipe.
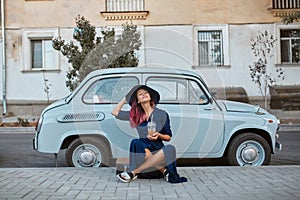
[1,0,7,115]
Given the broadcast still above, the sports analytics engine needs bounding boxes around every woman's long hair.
[129,98,155,128]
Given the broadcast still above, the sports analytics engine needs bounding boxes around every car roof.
[85,67,201,80]
[67,67,207,103]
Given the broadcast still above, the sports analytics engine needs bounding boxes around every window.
[280,29,300,64]
[194,25,229,67]
[147,78,187,103]
[83,77,138,104]
[198,31,223,66]
[31,39,54,69]
[188,80,209,104]
[146,77,208,104]
[22,29,59,71]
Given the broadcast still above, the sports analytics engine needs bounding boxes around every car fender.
[59,129,109,150]
[223,122,275,155]
[59,129,129,158]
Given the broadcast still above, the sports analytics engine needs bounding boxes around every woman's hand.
[147,132,160,141]
[147,132,171,141]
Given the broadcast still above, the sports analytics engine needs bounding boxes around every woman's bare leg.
[132,149,165,175]
[144,148,165,173]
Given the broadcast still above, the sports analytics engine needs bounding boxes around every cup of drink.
[147,121,156,137]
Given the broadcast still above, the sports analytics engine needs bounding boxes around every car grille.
[57,112,105,122]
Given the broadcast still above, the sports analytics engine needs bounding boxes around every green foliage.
[248,31,285,108]
[80,23,141,80]
[17,117,30,127]
[282,12,300,24]
[52,15,141,91]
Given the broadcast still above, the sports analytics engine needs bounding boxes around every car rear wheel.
[227,133,271,166]
[65,137,110,167]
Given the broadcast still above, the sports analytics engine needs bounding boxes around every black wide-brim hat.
[126,85,160,106]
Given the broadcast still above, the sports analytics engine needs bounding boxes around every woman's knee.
[144,148,152,159]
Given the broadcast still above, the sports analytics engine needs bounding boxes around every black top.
[116,107,172,150]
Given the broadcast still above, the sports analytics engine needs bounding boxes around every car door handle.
[204,107,216,111]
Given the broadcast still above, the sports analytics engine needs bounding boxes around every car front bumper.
[275,141,282,151]
[33,136,37,150]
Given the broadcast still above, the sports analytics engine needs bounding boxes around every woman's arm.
[111,97,126,117]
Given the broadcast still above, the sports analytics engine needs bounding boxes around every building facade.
[0,0,300,116]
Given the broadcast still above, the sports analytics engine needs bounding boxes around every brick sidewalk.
[1,166,299,200]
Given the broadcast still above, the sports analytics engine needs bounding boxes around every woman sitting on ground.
[111,85,187,183]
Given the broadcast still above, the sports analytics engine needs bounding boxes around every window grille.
[198,31,224,66]
[280,29,300,64]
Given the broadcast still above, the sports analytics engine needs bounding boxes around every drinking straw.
[150,114,154,128]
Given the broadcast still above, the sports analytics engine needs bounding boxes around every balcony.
[101,0,149,21]
[271,0,300,17]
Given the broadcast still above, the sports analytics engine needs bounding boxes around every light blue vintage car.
[33,67,281,167]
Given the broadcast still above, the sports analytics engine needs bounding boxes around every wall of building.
[1,0,300,115]
[6,0,277,29]
[143,23,300,97]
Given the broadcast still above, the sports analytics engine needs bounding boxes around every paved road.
[0,130,299,168]
[0,129,299,200]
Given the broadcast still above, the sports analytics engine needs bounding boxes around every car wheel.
[227,133,271,166]
[65,137,110,167]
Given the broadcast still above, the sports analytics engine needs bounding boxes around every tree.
[248,31,284,109]
[282,12,300,24]
[52,15,142,91]
[79,23,142,80]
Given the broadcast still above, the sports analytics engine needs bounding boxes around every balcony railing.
[101,0,148,20]
[272,0,300,9]
[105,0,144,12]
[271,0,300,17]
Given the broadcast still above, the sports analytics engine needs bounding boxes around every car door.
[81,74,140,157]
[145,75,225,158]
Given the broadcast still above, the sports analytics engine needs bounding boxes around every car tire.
[227,133,271,166]
[65,137,110,167]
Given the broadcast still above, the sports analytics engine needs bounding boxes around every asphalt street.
[0,130,299,168]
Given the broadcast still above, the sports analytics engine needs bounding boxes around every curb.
[279,124,300,131]
[0,127,35,133]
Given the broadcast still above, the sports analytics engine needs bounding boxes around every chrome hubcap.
[79,150,96,166]
[241,146,258,163]
[237,140,265,166]
[72,144,102,167]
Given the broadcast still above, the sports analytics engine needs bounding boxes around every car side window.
[83,77,138,104]
[188,80,209,104]
[146,77,208,104]
[146,77,187,103]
